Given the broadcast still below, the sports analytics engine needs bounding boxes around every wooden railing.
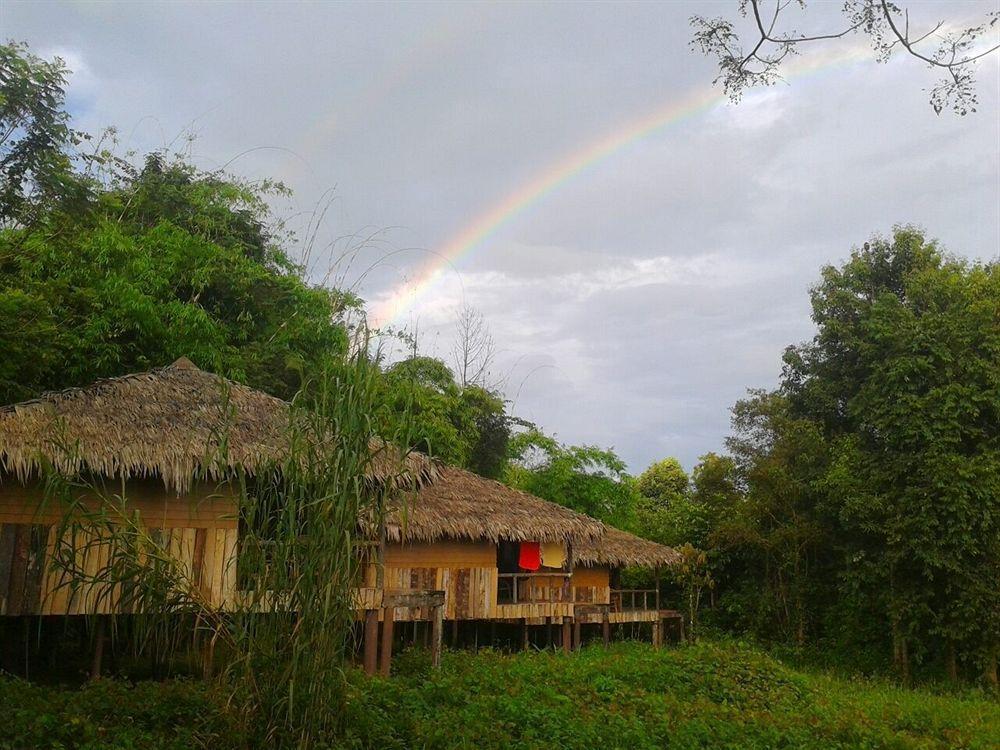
[611,588,659,612]
[497,572,571,604]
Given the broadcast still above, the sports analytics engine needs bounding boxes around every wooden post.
[562,617,571,654]
[202,629,217,680]
[653,619,662,649]
[90,617,105,681]
[379,606,394,677]
[431,604,444,668]
[602,608,610,647]
[546,617,553,649]
[573,619,581,651]
[363,609,378,675]
[654,567,661,611]
[522,619,530,651]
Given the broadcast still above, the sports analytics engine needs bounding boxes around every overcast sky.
[6,1,998,473]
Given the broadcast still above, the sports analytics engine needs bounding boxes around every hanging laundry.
[518,541,541,571]
[540,541,566,569]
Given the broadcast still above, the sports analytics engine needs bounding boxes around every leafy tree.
[0,154,353,404]
[505,429,638,528]
[636,457,689,507]
[0,42,89,227]
[381,356,511,478]
[777,228,999,682]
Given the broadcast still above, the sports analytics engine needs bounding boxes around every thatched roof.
[388,465,605,544]
[0,358,434,492]
[575,525,682,569]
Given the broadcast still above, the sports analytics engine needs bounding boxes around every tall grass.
[38,336,419,748]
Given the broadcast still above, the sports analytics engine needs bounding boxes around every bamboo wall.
[571,565,611,604]
[0,480,239,616]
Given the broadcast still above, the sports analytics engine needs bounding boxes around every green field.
[3,641,998,749]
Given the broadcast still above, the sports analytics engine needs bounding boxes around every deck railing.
[611,588,659,612]
[497,572,572,604]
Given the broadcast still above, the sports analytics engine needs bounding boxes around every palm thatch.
[0,358,434,492]
[575,525,682,569]
[387,465,605,544]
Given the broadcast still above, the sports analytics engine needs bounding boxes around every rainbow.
[372,44,871,325]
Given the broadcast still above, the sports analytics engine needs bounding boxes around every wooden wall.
[571,565,610,604]
[381,540,497,621]
[0,480,239,616]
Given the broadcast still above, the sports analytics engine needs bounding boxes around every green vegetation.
[3,641,998,749]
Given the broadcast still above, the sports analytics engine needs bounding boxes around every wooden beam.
[379,607,394,677]
[522,619,529,651]
[562,617,571,654]
[602,608,610,647]
[383,589,445,610]
[573,619,581,651]
[363,609,378,675]
[431,604,443,668]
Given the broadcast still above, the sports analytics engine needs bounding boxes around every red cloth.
[518,542,541,571]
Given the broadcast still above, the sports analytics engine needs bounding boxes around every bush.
[3,641,997,749]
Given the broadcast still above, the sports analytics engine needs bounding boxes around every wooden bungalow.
[0,360,682,674]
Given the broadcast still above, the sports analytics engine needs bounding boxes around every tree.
[690,1,1000,115]
[452,304,496,388]
[0,42,87,227]
[505,429,639,528]
[0,153,354,404]
[636,457,689,508]
[381,355,511,478]
[723,390,831,646]
[782,228,999,682]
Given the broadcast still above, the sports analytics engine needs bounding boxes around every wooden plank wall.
[0,480,239,616]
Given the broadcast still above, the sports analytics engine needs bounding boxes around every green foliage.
[0,154,353,404]
[0,675,246,749]
[636,457,689,507]
[0,42,89,227]
[697,227,1000,686]
[504,429,638,528]
[6,641,998,749]
[380,356,510,478]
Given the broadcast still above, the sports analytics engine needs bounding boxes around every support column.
[363,609,379,675]
[602,609,610,647]
[379,606,394,677]
[90,617,105,681]
[573,619,582,651]
[562,617,572,654]
[522,619,530,651]
[431,604,444,668]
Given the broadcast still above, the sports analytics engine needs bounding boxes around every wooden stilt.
[573,619,581,651]
[562,617,571,654]
[431,604,444,668]
[546,617,553,649]
[522,619,530,651]
[379,607,394,677]
[602,609,610,647]
[202,629,217,680]
[90,617,105,681]
[363,609,378,675]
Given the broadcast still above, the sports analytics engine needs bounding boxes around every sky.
[6,1,998,473]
